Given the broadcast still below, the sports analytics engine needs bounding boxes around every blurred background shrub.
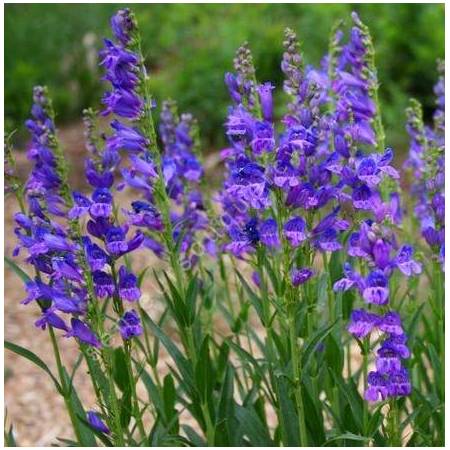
[5,3,444,153]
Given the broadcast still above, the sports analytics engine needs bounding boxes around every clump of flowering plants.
[4,9,444,447]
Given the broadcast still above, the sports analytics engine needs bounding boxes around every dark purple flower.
[107,120,148,153]
[35,311,69,332]
[92,270,115,298]
[347,309,379,338]
[363,270,389,305]
[69,318,102,348]
[334,262,364,292]
[378,312,404,336]
[259,218,280,248]
[283,216,307,247]
[118,266,140,302]
[381,334,410,359]
[68,191,92,219]
[89,188,113,219]
[257,82,275,122]
[291,268,313,287]
[394,245,422,276]
[387,368,412,397]
[365,371,389,402]
[87,411,110,434]
[84,238,109,271]
[110,8,135,45]
[376,346,402,374]
[119,309,143,339]
[102,89,143,119]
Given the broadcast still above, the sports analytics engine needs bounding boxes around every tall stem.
[48,327,84,444]
[288,311,308,446]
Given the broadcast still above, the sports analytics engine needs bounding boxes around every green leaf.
[301,320,337,371]
[5,256,31,283]
[276,376,300,446]
[63,368,97,446]
[235,405,273,446]
[5,341,61,393]
[235,271,265,325]
[119,388,132,428]
[194,335,214,402]
[185,275,199,326]
[112,348,130,392]
[323,432,371,446]
[144,315,194,391]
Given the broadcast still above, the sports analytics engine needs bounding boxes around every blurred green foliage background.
[5,3,444,152]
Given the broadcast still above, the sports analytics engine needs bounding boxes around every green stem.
[125,342,146,440]
[104,348,126,446]
[288,312,308,446]
[48,327,84,444]
[362,339,369,438]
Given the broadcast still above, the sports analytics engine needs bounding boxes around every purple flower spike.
[347,309,379,339]
[87,411,110,434]
[118,266,141,302]
[283,216,307,247]
[119,309,143,339]
[69,319,102,348]
[291,268,313,287]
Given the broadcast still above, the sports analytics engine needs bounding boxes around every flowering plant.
[5,8,444,447]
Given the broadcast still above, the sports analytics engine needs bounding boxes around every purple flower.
[102,89,143,119]
[381,334,410,359]
[119,309,143,339]
[365,371,389,402]
[125,201,163,231]
[283,216,307,247]
[87,411,110,434]
[347,309,379,338]
[84,238,109,271]
[376,346,402,374]
[118,266,140,301]
[90,188,113,219]
[394,245,422,276]
[362,270,389,305]
[68,192,92,219]
[106,120,148,153]
[387,368,412,397]
[104,226,128,255]
[35,311,69,332]
[378,312,404,336]
[100,40,139,89]
[257,82,275,122]
[69,319,102,348]
[110,8,135,45]
[259,218,280,248]
[291,268,313,287]
[92,271,115,298]
[334,262,364,292]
